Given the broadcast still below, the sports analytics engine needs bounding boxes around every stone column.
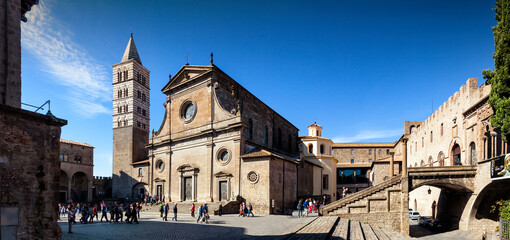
[402,137,408,176]
[389,151,395,177]
[67,179,72,203]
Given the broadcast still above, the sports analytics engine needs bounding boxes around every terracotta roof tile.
[60,139,93,148]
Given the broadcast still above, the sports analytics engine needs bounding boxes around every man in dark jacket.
[172,203,178,221]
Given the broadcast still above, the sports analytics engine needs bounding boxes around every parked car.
[409,211,420,220]
[418,216,431,226]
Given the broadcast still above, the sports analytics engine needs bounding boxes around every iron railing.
[501,218,510,240]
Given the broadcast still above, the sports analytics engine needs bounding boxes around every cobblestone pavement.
[409,219,481,240]
[58,212,317,240]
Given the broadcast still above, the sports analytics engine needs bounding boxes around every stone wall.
[297,160,315,197]
[332,144,393,164]
[0,104,66,239]
[0,0,21,108]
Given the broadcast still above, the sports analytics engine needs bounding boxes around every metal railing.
[21,100,54,116]
[501,218,510,240]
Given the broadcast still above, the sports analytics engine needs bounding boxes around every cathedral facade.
[112,36,310,214]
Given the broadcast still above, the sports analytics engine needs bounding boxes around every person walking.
[247,203,254,217]
[137,202,141,219]
[131,204,139,224]
[100,204,109,222]
[163,203,169,221]
[203,203,209,223]
[172,203,178,221]
[297,200,303,217]
[190,203,195,218]
[238,203,244,217]
[218,203,223,216]
[197,204,203,223]
[303,199,309,217]
[160,203,164,217]
[67,205,75,234]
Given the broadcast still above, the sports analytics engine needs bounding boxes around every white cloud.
[332,129,402,143]
[21,1,111,117]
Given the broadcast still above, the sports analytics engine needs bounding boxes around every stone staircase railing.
[321,175,402,215]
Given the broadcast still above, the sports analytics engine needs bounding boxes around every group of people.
[238,202,254,217]
[161,203,178,221]
[296,196,327,217]
[159,202,212,223]
[62,201,143,234]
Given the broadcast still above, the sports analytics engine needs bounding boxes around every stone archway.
[71,172,89,202]
[132,182,148,200]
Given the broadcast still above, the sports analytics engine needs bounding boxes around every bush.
[491,199,510,220]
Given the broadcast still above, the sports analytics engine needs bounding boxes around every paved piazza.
[58,212,316,240]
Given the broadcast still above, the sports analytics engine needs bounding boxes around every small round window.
[180,100,197,123]
[220,151,229,162]
[248,171,259,183]
[217,148,231,165]
[156,160,165,172]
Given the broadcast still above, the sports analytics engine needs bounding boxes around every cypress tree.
[483,0,510,143]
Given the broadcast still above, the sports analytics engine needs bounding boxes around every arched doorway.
[452,144,462,166]
[71,172,88,202]
[59,170,69,203]
[132,183,148,199]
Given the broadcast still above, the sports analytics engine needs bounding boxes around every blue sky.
[20,0,496,177]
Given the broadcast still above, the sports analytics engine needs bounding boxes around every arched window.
[440,123,444,136]
[125,89,128,97]
[263,127,268,146]
[386,149,390,154]
[469,142,477,166]
[320,144,325,154]
[378,149,381,155]
[248,119,253,140]
[118,72,121,82]
[124,119,128,126]
[308,144,313,154]
[438,151,445,166]
[74,155,82,163]
[452,144,461,165]
[138,168,143,177]
[124,70,128,80]
[117,120,121,127]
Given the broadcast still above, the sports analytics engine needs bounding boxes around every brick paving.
[58,212,316,240]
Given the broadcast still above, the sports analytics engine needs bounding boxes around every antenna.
[185,52,189,65]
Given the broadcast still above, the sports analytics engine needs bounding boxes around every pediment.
[214,171,233,178]
[161,65,211,93]
[177,164,200,172]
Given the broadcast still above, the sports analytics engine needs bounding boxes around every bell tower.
[112,34,150,198]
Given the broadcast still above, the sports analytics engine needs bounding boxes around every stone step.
[349,220,364,240]
[331,218,349,240]
[371,225,390,240]
[360,222,378,240]
[288,216,338,240]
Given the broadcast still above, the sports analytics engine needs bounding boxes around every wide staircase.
[321,175,402,215]
[287,216,410,240]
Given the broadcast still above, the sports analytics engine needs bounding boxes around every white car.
[409,211,420,220]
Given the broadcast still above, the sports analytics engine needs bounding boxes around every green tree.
[483,0,510,143]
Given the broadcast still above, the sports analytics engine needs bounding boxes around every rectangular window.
[351,159,354,164]
[322,175,329,189]
[64,154,68,162]
[137,106,141,114]
[386,149,390,154]
[59,154,64,161]
[369,149,372,155]
[430,131,433,142]
[369,159,372,163]
[440,123,444,136]
[142,109,146,116]
[351,149,354,155]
